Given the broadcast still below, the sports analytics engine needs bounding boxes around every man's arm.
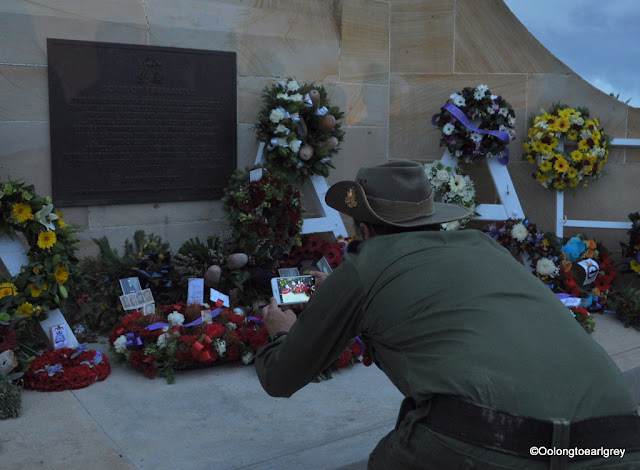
[255,261,365,397]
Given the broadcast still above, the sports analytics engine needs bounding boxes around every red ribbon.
[191,336,214,362]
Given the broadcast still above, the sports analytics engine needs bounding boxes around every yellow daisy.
[541,238,549,247]
[37,230,57,250]
[27,283,46,297]
[16,302,34,318]
[567,130,579,141]
[532,141,544,152]
[556,118,570,133]
[535,173,549,183]
[527,155,535,164]
[539,160,553,172]
[569,179,579,188]
[54,264,69,285]
[631,260,640,274]
[567,168,578,179]
[578,140,590,151]
[12,203,32,223]
[570,150,583,162]
[554,157,569,173]
[0,282,17,298]
[54,210,67,229]
[523,142,531,152]
[554,181,567,190]
[540,143,552,153]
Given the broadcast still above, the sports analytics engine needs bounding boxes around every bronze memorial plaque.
[47,39,236,206]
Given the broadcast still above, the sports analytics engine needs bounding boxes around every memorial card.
[51,324,68,350]
[120,277,142,295]
[209,288,230,308]
[278,268,300,277]
[187,278,205,305]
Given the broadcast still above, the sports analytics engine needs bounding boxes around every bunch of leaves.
[608,284,640,331]
[0,372,21,419]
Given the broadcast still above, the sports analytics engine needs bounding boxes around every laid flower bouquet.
[254,77,345,181]
[22,344,110,392]
[0,180,80,323]
[484,218,558,261]
[620,212,640,276]
[424,162,477,230]
[278,234,347,272]
[523,104,611,190]
[433,85,516,164]
[222,167,303,267]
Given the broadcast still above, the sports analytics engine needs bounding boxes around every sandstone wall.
[1,0,638,255]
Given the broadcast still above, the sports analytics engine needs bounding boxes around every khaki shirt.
[256,230,636,420]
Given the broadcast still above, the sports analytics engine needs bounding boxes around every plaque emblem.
[345,187,357,208]
[136,54,163,84]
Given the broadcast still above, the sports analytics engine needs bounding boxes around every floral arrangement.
[22,344,110,392]
[523,104,611,190]
[608,285,640,331]
[620,212,640,276]
[484,218,619,333]
[433,85,516,164]
[423,161,477,230]
[254,78,345,181]
[278,234,347,272]
[222,167,303,266]
[0,180,80,323]
[109,304,265,383]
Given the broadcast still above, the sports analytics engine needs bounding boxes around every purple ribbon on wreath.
[125,332,144,350]
[144,308,224,331]
[432,102,511,165]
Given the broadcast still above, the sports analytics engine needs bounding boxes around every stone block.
[0,121,52,196]
[323,82,389,127]
[88,200,226,229]
[389,73,526,161]
[145,0,339,81]
[326,127,389,185]
[391,0,454,74]
[238,76,274,125]
[455,0,569,74]
[0,0,147,65]
[238,123,260,169]
[0,65,48,121]
[339,0,389,84]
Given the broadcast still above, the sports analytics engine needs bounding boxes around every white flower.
[275,124,289,135]
[580,129,592,140]
[454,150,462,157]
[277,138,289,148]
[499,108,509,117]
[73,324,85,335]
[490,94,498,100]
[470,132,483,143]
[477,85,489,93]
[157,333,169,349]
[233,307,245,316]
[450,92,462,101]
[290,139,302,153]
[290,112,300,122]
[473,89,485,100]
[287,80,299,91]
[34,204,58,231]
[168,311,184,326]
[572,117,585,126]
[436,169,450,182]
[242,351,255,365]
[486,106,496,115]
[276,93,289,100]
[441,220,461,231]
[114,335,127,354]
[290,93,303,102]
[508,116,515,126]
[269,107,286,123]
[226,322,237,330]
[511,223,528,242]
[442,123,455,135]
[450,174,467,194]
[536,258,559,277]
[453,95,466,107]
[536,121,548,130]
[214,339,226,356]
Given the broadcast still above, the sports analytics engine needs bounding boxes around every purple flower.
[48,363,63,376]
[94,351,103,365]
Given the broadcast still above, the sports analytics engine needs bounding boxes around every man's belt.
[421,395,640,460]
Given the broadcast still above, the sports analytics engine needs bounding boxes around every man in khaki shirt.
[256,161,640,469]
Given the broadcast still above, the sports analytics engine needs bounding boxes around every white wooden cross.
[554,138,640,238]
[440,149,525,220]
[254,142,348,239]
[0,235,78,348]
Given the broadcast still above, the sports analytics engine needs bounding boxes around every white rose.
[114,335,128,354]
[277,138,289,148]
[269,107,285,123]
[276,93,289,100]
[168,311,184,326]
[275,124,289,135]
[157,333,168,349]
[215,339,226,356]
[287,80,299,91]
[226,322,237,330]
[290,93,303,102]
[290,139,302,153]
[436,169,450,182]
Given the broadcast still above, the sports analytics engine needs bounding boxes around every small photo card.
[577,259,600,286]
[210,288,230,308]
[249,168,263,182]
[559,296,582,307]
[120,294,133,310]
[135,291,145,307]
[143,303,156,315]
[316,256,333,274]
[142,288,154,304]
[120,277,142,295]
[187,278,205,305]
[278,267,300,277]
[201,310,213,324]
[51,324,68,350]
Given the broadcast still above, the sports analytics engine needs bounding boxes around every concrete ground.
[2,312,640,470]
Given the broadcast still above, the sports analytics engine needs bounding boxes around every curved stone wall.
[0,0,638,253]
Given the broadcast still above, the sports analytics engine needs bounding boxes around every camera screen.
[275,275,315,304]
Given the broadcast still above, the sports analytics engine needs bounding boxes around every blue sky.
[503,0,640,107]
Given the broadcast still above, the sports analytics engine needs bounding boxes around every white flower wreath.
[424,162,477,230]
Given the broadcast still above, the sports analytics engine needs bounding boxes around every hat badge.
[345,187,357,208]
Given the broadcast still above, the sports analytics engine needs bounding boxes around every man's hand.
[263,297,296,338]
[309,270,330,288]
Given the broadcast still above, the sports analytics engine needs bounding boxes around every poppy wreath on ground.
[254,77,345,181]
[432,85,516,164]
[523,104,611,190]
[0,180,80,324]
[222,167,303,267]
[22,345,110,392]
[278,234,347,273]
